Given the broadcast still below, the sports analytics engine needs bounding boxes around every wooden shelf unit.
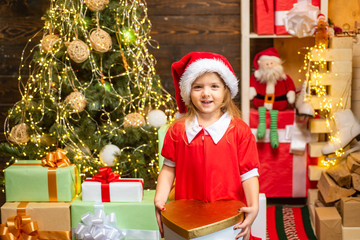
[240,0,329,124]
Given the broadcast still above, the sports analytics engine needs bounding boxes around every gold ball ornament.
[84,0,109,11]
[41,34,60,52]
[9,123,30,144]
[65,91,87,112]
[90,28,112,53]
[123,113,146,128]
[67,40,90,63]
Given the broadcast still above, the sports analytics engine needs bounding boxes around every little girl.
[155,52,260,240]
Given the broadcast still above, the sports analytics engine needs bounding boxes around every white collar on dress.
[185,112,231,144]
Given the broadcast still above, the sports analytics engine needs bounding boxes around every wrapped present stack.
[1,149,78,240]
[72,166,160,240]
[1,150,160,240]
[307,151,360,240]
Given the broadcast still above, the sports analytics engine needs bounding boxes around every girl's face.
[190,72,226,118]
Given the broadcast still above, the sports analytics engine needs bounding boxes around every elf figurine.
[250,47,296,148]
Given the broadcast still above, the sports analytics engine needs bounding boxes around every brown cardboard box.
[307,189,319,206]
[317,190,337,207]
[349,152,360,164]
[308,204,316,231]
[1,202,71,239]
[340,197,360,227]
[315,207,342,240]
[317,172,356,203]
[352,173,360,191]
[327,164,352,188]
[342,226,360,240]
[347,155,360,174]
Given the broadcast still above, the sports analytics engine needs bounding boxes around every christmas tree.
[0,0,174,188]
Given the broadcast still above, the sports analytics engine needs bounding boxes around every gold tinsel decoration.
[84,0,109,11]
[65,91,87,112]
[41,34,60,52]
[8,123,30,144]
[123,113,145,128]
[90,28,112,53]
[67,40,90,63]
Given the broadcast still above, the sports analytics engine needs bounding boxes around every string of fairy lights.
[4,0,175,184]
[298,42,351,167]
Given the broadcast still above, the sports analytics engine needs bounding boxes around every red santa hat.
[253,47,281,70]
[171,52,238,113]
[317,13,326,21]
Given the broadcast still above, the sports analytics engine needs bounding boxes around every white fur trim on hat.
[179,58,238,105]
[258,55,281,62]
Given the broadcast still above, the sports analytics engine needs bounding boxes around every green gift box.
[71,190,160,240]
[5,160,79,202]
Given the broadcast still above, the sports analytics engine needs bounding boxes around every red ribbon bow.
[85,167,120,202]
[89,167,120,183]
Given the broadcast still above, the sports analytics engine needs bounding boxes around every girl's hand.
[154,200,166,238]
[233,206,258,240]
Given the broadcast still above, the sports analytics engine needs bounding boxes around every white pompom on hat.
[171,52,238,113]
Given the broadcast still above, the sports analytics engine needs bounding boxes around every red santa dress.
[250,74,296,110]
[161,112,260,203]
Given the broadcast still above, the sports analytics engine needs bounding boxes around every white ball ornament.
[99,144,120,166]
[147,109,167,128]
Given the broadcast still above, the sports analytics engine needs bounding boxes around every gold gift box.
[161,199,245,239]
[1,202,71,239]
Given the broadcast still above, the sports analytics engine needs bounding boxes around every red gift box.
[275,0,321,35]
[250,109,310,197]
[253,0,274,35]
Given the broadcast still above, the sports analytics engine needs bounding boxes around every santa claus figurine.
[250,47,296,148]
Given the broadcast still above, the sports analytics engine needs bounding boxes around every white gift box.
[251,193,267,240]
[82,178,144,202]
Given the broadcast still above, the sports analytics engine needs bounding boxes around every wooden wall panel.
[148,0,241,99]
[0,17,43,75]
[147,0,240,15]
[0,76,21,105]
